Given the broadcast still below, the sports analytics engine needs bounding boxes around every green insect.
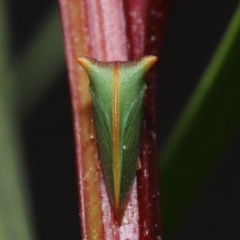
[77,56,157,222]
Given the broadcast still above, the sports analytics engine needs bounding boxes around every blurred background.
[1,0,239,239]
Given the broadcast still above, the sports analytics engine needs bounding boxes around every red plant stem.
[124,1,173,239]
[58,0,173,239]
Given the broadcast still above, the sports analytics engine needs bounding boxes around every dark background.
[8,0,240,239]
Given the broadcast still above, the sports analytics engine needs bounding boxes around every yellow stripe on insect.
[113,63,120,211]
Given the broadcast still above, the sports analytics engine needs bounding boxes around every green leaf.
[0,95,35,240]
[0,1,35,239]
[160,3,240,239]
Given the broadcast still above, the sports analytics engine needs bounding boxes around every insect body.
[77,56,157,223]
